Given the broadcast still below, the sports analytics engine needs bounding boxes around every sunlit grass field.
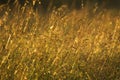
[0,3,120,80]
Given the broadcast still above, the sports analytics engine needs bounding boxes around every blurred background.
[0,0,120,13]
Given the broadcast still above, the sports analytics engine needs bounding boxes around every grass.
[0,3,120,80]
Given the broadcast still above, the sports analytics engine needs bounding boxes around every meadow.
[0,3,120,80]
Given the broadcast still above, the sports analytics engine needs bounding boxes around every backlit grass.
[0,3,120,80]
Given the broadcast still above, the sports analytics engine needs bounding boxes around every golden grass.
[0,3,120,80]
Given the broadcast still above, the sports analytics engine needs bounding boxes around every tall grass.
[0,2,120,80]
